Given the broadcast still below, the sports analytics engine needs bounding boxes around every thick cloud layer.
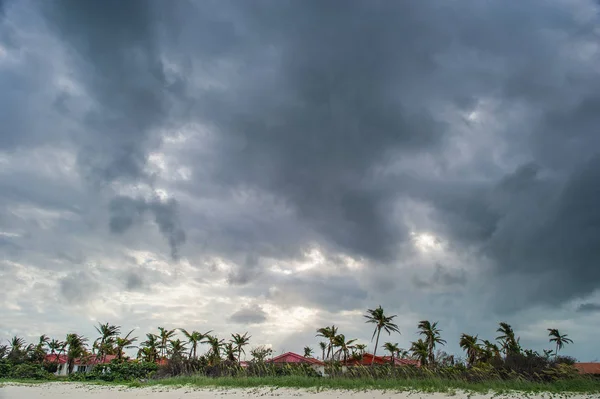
[1,0,600,360]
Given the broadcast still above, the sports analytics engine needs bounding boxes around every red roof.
[383,356,420,367]
[344,353,387,366]
[45,354,117,365]
[344,353,419,367]
[574,363,600,374]
[267,352,325,366]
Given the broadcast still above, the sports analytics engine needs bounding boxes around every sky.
[1,0,600,362]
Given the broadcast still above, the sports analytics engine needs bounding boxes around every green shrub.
[89,360,158,381]
[9,363,53,380]
[0,361,11,378]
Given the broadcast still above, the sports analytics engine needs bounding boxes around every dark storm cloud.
[36,0,188,257]
[109,196,186,259]
[577,303,600,313]
[7,0,600,314]
[228,304,268,325]
[413,265,468,289]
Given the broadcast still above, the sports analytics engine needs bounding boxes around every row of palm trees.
[1,305,575,375]
[308,306,574,368]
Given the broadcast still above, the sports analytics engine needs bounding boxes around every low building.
[266,352,325,375]
[344,353,420,367]
[44,354,117,376]
[574,363,600,375]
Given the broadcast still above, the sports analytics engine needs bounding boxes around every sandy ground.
[0,383,596,399]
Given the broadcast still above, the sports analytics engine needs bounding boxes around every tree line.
[1,305,575,377]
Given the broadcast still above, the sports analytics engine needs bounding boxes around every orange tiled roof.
[574,363,600,374]
[267,352,325,366]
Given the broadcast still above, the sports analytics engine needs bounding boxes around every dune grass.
[141,375,600,394]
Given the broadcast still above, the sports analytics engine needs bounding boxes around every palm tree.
[94,322,120,362]
[205,335,224,365]
[418,320,446,367]
[47,339,64,363]
[231,332,251,364]
[383,342,399,365]
[65,333,88,375]
[157,327,176,358]
[139,333,160,363]
[9,336,25,354]
[303,346,314,358]
[410,339,428,367]
[496,322,520,357]
[168,339,187,360]
[547,329,573,360]
[397,348,409,359]
[115,329,138,361]
[364,306,400,365]
[479,339,501,363]
[355,343,367,356]
[180,329,211,359]
[316,325,338,361]
[223,343,237,362]
[333,334,357,363]
[37,335,50,350]
[319,342,327,360]
[459,334,479,367]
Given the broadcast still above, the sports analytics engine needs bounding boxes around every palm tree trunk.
[372,328,381,365]
[555,343,559,361]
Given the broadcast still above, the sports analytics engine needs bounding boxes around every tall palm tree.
[316,325,338,361]
[47,339,64,363]
[410,339,428,367]
[37,335,50,350]
[115,329,138,361]
[304,346,314,358]
[231,332,251,364]
[9,336,25,354]
[459,334,479,367]
[65,333,88,375]
[139,333,160,362]
[168,339,187,360]
[223,343,236,362]
[157,327,176,358]
[364,306,400,365]
[418,320,446,366]
[496,322,520,357]
[94,322,120,362]
[547,329,573,360]
[205,335,224,365]
[180,329,211,359]
[383,342,400,365]
[333,334,357,363]
[319,342,327,360]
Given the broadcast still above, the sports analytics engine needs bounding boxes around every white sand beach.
[0,383,595,399]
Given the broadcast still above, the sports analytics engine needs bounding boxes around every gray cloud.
[414,265,468,289]
[2,0,600,361]
[228,304,268,325]
[59,271,100,303]
[109,195,186,260]
[577,303,600,313]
